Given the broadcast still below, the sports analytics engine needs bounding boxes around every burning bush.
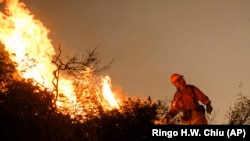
[0,1,161,140]
[0,42,160,141]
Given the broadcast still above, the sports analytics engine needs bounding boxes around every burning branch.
[0,0,119,120]
[51,45,113,115]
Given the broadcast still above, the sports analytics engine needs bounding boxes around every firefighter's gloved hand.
[206,103,213,114]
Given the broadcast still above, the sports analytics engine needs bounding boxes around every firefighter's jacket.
[168,85,211,124]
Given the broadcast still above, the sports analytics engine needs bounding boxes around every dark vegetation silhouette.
[226,93,250,125]
[0,46,160,141]
[1,46,249,141]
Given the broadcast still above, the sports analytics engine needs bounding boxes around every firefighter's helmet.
[170,73,183,83]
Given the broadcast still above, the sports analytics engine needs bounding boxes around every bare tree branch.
[51,45,113,113]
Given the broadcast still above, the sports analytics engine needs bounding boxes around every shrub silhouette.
[0,48,160,141]
[226,94,250,125]
[80,97,158,141]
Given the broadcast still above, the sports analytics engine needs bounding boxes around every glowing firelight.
[102,76,120,109]
[0,0,120,114]
[0,0,76,104]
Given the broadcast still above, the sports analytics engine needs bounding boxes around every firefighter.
[164,73,213,125]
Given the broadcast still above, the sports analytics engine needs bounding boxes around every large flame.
[0,0,120,116]
[0,0,76,105]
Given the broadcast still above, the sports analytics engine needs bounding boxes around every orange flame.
[0,0,76,105]
[101,76,120,109]
[0,0,121,116]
